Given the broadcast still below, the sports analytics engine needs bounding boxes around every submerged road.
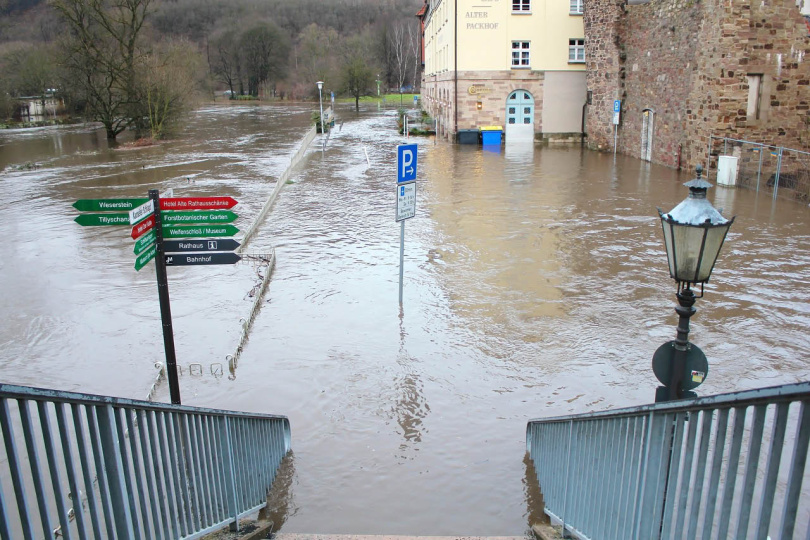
[1,103,809,535]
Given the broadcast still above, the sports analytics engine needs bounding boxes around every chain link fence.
[706,136,810,202]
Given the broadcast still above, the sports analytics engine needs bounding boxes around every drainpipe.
[454,0,458,140]
[581,102,587,145]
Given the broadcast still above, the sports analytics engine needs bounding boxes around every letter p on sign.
[397,144,418,183]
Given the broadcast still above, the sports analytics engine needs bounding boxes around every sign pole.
[399,220,405,305]
[614,124,618,159]
[396,143,418,307]
[149,189,181,405]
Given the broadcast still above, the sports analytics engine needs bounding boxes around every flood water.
[1,104,809,535]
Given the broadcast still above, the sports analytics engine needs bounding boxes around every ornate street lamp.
[653,165,735,402]
[316,81,325,137]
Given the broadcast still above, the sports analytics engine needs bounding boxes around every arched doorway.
[641,109,655,162]
[506,90,535,143]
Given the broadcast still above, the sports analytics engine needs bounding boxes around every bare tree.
[50,0,151,139]
[407,21,420,93]
[138,39,201,139]
[238,22,290,97]
[390,22,412,106]
[340,33,376,111]
[209,28,242,96]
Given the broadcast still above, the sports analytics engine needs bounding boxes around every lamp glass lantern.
[658,166,734,290]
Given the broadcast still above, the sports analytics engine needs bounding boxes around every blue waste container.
[481,126,503,145]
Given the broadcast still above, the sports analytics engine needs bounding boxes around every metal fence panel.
[707,136,810,203]
[0,384,291,540]
[527,382,810,539]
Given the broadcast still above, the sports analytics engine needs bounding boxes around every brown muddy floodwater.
[1,104,809,535]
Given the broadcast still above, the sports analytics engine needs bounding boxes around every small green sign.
[161,211,238,225]
[135,243,157,271]
[74,213,131,226]
[163,225,239,238]
[73,198,149,212]
[133,230,156,254]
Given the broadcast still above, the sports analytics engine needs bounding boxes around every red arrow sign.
[131,215,155,239]
[159,197,238,210]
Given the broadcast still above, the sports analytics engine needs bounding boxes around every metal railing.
[527,382,810,539]
[707,135,810,202]
[0,383,291,540]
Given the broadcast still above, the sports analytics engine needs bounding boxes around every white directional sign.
[613,100,621,125]
[396,181,416,222]
[129,199,154,225]
[397,144,418,184]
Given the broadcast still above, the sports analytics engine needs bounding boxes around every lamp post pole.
[317,81,325,139]
[667,286,697,401]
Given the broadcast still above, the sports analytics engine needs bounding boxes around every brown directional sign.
[164,253,241,266]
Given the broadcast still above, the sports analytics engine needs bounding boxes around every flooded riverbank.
[1,103,808,535]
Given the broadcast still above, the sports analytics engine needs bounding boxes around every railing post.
[561,420,573,537]
[756,143,764,192]
[95,404,136,539]
[222,416,240,532]
[773,146,784,200]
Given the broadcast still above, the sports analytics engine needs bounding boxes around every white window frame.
[569,39,585,63]
[511,41,531,68]
[747,74,763,120]
[570,0,583,15]
[512,0,531,13]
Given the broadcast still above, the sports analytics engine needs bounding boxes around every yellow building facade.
[420,0,587,143]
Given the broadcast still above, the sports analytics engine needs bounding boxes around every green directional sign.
[161,211,238,225]
[134,229,156,255]
[135,243,157,271]
[163,225,239,238]
[74,213,130,226]
[73,198,148,212]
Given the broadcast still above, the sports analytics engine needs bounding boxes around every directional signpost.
[163,225,239,238]
[165,253,241,266]
[134,230,156,255]
[75,213,131,226]
[135,243,157,271]
[161,211,238,225]
[73,198,148,212]
[73,191,243,406]
[396,144,418,305]
[131,215,155,239]
[160,196,238,210]
[129,200,154,225]
[163,239,241,253]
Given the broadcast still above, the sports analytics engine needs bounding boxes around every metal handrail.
[526,382,810,539]
[0,383,291,540]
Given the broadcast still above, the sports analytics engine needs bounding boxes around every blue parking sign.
[397,144,418,183]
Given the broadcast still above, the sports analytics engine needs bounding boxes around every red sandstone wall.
[585,0,810,171]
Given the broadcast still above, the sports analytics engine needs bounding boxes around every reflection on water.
[1,104,808,535]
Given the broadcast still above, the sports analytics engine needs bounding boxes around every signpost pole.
[399,220,405,305]
[614,124,618,159]
[149,189,181,405]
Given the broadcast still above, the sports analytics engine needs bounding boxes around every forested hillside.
[0,0,423,135]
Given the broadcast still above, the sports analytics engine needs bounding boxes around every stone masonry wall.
[618,0,703,167]
[585,0,810,171]
[583,0,624,150]
[684,0,810,171]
